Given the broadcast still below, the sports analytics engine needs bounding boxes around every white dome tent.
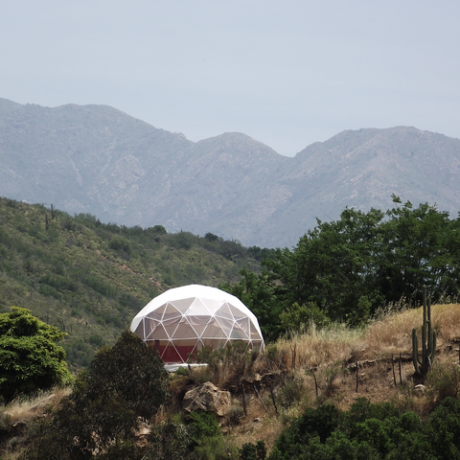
[130,284,264,364]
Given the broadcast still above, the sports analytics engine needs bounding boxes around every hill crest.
[1,98,460,247]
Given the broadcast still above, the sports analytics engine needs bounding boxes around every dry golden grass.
[2,387,71,423]
[276,323,365,369]
[275,304,460,370]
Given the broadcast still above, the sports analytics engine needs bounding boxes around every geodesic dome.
[130,284,264,364]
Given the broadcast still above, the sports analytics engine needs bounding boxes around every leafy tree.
[227,198,460,337]
[205,232,219,242]
[24,331,169,459]
[221,268,281,341]
[378,197,460,303]
[279,302,329,333]
[0,307,72,401]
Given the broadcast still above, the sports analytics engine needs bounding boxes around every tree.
[378,198,460,303]
[0,307,72,401]
[25,331,169,459]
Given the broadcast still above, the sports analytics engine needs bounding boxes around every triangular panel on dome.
[162,302,182,320]
[235,317,250,337]
[161,343,183,363]
[134,318,145,338]
[201,297,225,314]
[144,317,162,340]
[170,297,195,314]
[146,323,169,340]
[188,298,212,316]
[230,323,248,339]
[146,304,167,321]
[228,303,247,319]
[171,338,197,362]
[201,320,228,339]
[162,316,182,338]
[171,318,199,339]
[186,315,211,337]
[214,316,235,337]
[214,303,234,320]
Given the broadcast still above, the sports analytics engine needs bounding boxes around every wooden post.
[355,362,359,392]
[242,383,247,416]
[391,354,397,387]
[311,370,319,397]
[269,381,278,415]
[291,344,297,369]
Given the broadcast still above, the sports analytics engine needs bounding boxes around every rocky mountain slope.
[1,97,460,247]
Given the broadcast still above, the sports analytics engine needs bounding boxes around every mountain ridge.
[1,97,460,247]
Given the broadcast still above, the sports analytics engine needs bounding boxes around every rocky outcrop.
[182,382,231,416]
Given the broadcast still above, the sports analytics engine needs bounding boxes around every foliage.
[239,441,267,460]
[196,342,259,386]
[277,372,305,408]
[186,411,238,460]
[0,307,72,401]
[188,411,221,446]
[22,331,168,459]
[225,198,460,339]
[146,419,191,460]
[426,363,460,400]
[0,197,264,366]
[268,397,460,460]
[221,269,280,341]
[279,302,329,334]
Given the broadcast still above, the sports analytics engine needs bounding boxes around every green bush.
[24,331,169,459]
[427,363,460,400]
[0,307,72,401]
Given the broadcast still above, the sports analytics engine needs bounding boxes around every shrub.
[239,441,267,460]
[427,363,460,400]
[277,372,305,409]
[24,331,169,459]
[0,307,72,401]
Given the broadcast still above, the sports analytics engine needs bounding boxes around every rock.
[183,382,231,416]
[414,384,427,396]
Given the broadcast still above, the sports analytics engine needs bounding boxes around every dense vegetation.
[0,308,72,401]
[0,197,269,367]
[21,331,169,459]
[265,397,460,460]
[224,196,460,340]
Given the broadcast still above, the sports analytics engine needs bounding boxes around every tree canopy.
[0,307,72,401]
[223,198,460,339]
[25,331,169,459]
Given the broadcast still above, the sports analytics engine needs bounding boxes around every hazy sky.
[2,1,460,156]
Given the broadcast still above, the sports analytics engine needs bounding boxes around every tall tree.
[26,331,169,459]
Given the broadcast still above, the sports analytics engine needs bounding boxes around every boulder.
[183,382,231,416]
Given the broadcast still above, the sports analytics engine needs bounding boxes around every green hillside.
[0,197,267,368]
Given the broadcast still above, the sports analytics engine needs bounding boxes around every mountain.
[1,97,460,247]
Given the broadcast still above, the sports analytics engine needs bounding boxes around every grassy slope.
[0,197,263,367]
[229,303,460,450]
[2,303,459,458]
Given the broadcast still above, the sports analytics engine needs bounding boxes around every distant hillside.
[1,97,460,247]
[0,197,265,367]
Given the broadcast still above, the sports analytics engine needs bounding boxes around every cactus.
[412,286,436,378]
